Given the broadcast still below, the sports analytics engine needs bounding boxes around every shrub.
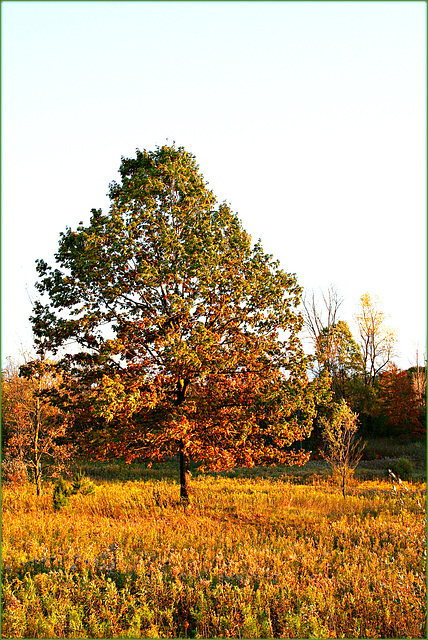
[1,458,28,485]
[53,477,73,510]
[53,470,96,510]
[72,468,96,495]
[389,457,414,481]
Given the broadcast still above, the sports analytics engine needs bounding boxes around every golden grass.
[2,474,426,638]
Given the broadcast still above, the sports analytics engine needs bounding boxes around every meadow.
[1,448,426,639]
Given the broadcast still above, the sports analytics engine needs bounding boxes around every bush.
[389,457,414,481]
[72,468,96,495]
[53,470,96,510]
[53,477,73,510]
[2,458,28,485]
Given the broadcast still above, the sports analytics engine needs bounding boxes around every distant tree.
[302,287,363,401]
[316,321,363,400]
[377,364,425,439]
[409,347,426,408]
[355,293,397,387]
[302,285,343,377]
[30,144,322,502]
[320,399,365,499]
[1,356,72,495]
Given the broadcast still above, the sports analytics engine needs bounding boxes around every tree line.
[1,145,425,498]
[302,286,426,443]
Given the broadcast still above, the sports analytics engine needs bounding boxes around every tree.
[30,144,320,502]
[320,399,365,498]
[302,285,343,377]
[355,293,397,386]
[302,287,363,401]
[316,321,363,400]
[409,347,426,409]
[377,364,425,439]
[1,356,72,495]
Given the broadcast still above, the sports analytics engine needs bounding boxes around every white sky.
[2,1,426,368]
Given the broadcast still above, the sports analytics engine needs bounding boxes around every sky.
[2,0,426,369]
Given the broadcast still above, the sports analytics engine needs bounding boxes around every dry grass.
[2,472,426,638]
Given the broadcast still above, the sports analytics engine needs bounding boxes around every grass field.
[1,449,426,639]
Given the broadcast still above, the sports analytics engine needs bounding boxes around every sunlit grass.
[2,472,426,638]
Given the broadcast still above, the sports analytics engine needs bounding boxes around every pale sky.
[2,1,426,369]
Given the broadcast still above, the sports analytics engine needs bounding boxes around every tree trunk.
[35,463,41,497]
[34,385,42,496]
[176,379,191,503]
[179,439,190,504]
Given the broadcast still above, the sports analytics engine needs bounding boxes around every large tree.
[31,145,319,500]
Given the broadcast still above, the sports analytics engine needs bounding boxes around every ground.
[1,438,426,638]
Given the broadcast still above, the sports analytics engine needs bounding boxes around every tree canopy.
[31,144,322,498]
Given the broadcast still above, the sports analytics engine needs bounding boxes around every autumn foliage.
[377,364,425,439]
[1,358,72,495]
